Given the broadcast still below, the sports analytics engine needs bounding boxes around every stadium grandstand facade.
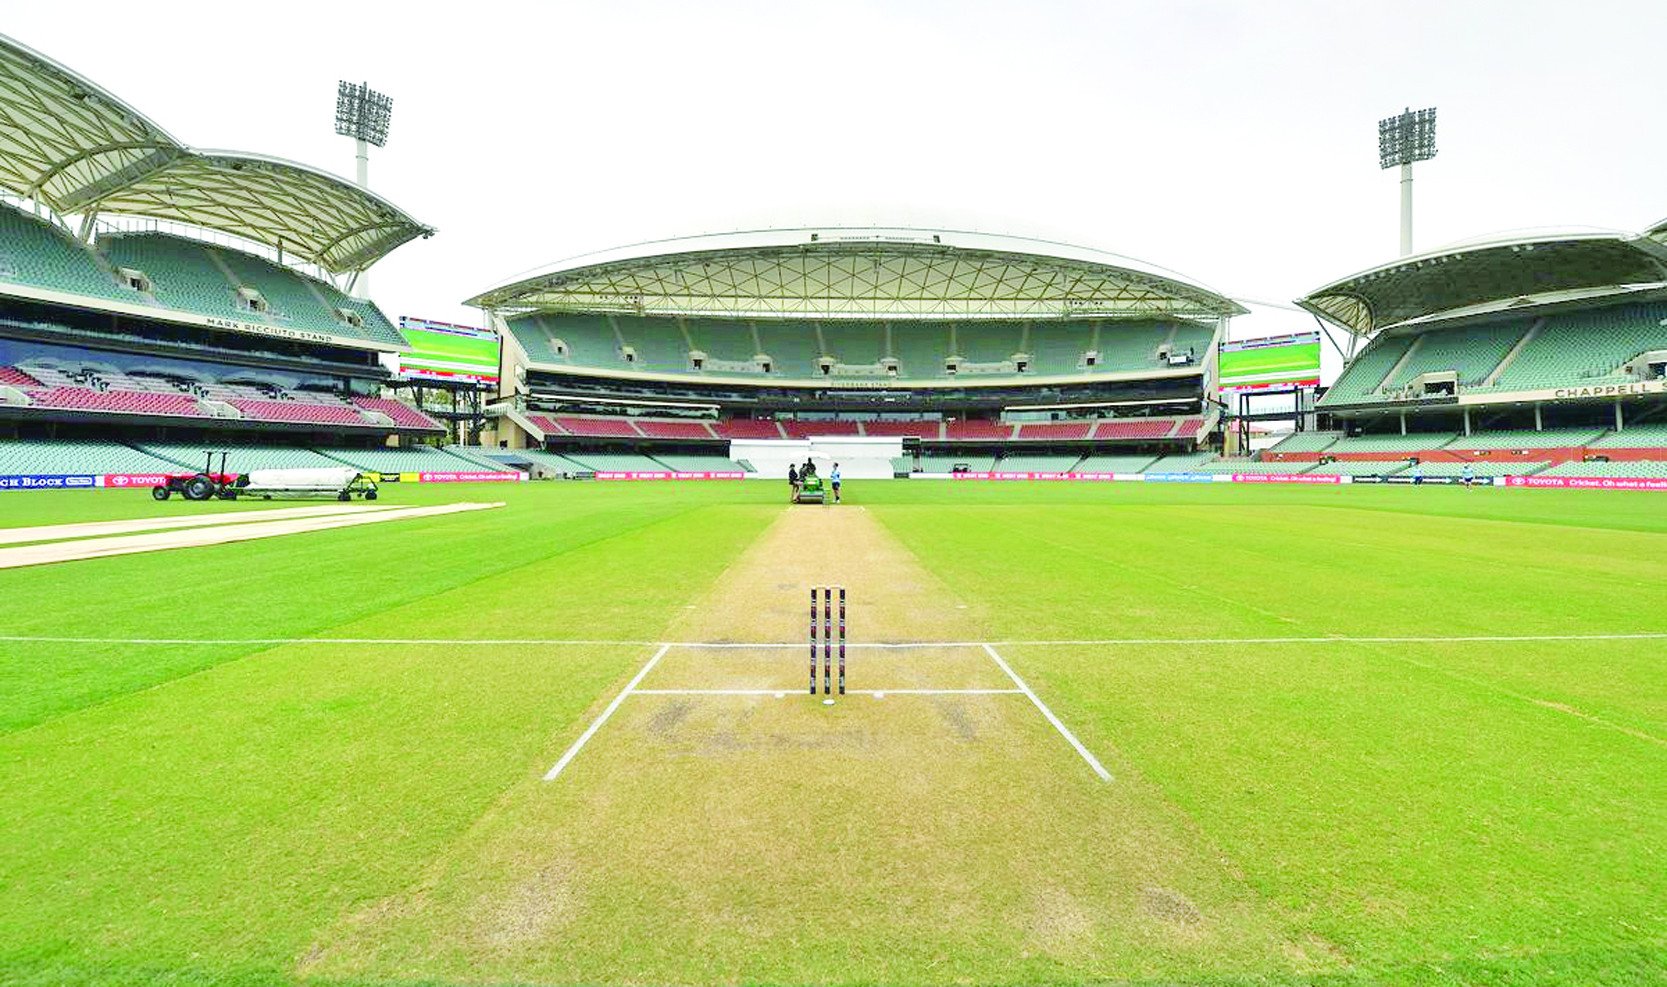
[1260,227,1667,485]
[471,228,1240,475]
[0,33,513,483]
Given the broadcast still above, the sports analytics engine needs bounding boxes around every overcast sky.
[8,0,1666,375]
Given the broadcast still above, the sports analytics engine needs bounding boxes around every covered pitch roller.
[809,586,846,695]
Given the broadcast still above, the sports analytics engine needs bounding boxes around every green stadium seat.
[0,206,134,304]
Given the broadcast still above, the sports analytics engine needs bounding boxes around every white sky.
[8,0,1667,381]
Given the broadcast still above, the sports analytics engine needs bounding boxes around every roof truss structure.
[471,241,1246,321]
[1299,234,1667,337]
[0,33,429,273]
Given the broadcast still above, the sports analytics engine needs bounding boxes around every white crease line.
[3,632,1664,648]
[988,633,1667,646]
[0,636,660,646]
[633,688,787,696]
[543,644,671,782]
[983,643,1112,782]
[629,688,1024,696]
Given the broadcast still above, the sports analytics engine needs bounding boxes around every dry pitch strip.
[542,584,1113,783]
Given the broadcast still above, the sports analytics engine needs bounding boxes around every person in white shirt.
[830,463,842,503]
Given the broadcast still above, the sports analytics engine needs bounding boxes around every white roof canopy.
[0,32,431,273]
[470,227,1246,321]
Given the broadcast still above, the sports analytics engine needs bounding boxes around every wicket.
[809,585,846,695]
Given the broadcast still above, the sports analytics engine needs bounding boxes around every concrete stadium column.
[1615,400,1624,431]
[1534,405,1543,430]
[1463,408,1472,436]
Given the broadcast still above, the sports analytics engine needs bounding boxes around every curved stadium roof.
[1298,229,1667,337]
[468,227,1247,321]
[0,33,431,273]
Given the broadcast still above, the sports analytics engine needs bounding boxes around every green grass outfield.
[1,480,1664,986]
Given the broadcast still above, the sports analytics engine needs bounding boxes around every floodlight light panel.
[334,80,392,147]
[1378,106,1438,169]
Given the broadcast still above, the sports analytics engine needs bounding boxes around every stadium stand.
[1326,432,1456,453]
[316,446,513,473]
[944,419,1014,440]
[1590,423,1667,448]
[919,453,999,472]
[1447,428,1605,450]
[23,385,204,417]
[0,208,130,303]
[714,419,785,439]
[634,419,718,439]
[1092,418,1178,439]
[1414,461,1548,477]
[1379,322,1528,393]
[1074,453,1160,472]
[444,446,522,470]
[1013,421,1093,441]
[1483,303,1667,393]
[482,448,587,474]
[99,234,248,321]
[1319,335,1415,405]
[863,419,944,438]
[504,313,1221,381]
[1146,452,1217,471]
[140,443,343,470]
[782,420,861,438]
[1190,458,1312,474]
[563,451,676,472]
[1266,431,1342,453]
[0,439,182,474]
[649,453,744,472]
[0,365,42,388]
[1539,460,1667,478]
[995,453,1085,471]
[556,416,641,437]
[1304,460,1407,477]
[351,397,444,431]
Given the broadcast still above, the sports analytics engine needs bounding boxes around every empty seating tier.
[863,420,944,438]
[944,420,1013,440]
[26,386,204,417]
[1092,419,1177,439]
[1014,422,1092,440]
[634,420,717,439]
[714,419,784,439]
[508,314,1213,381]
[781,421,860,438]
[556,417,641,437]
[352,397,444,430]
[0,206,131,303]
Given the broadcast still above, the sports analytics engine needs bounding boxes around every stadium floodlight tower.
[1378,106,1437,256]
[334,80,392,295]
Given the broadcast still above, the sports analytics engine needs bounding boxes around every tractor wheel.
[365,490,378,501]
[151,487,171,501]
[184,476,214,501]
[337,492,351,502]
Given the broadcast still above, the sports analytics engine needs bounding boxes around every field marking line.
[987,633,1667,646]
[0,501,504,570]
[628,687,1024,696]
[983,643,1112,782]
[0,636,661,646]
[0,503,401,547]
[5,632,1665,648]
[543,644,671,782]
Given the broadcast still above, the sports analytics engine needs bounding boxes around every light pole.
[334,81,392,295]
[1378,107,1437,257]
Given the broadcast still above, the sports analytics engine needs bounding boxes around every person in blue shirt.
[830,463,842,503]
[1461,462,1475,489]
